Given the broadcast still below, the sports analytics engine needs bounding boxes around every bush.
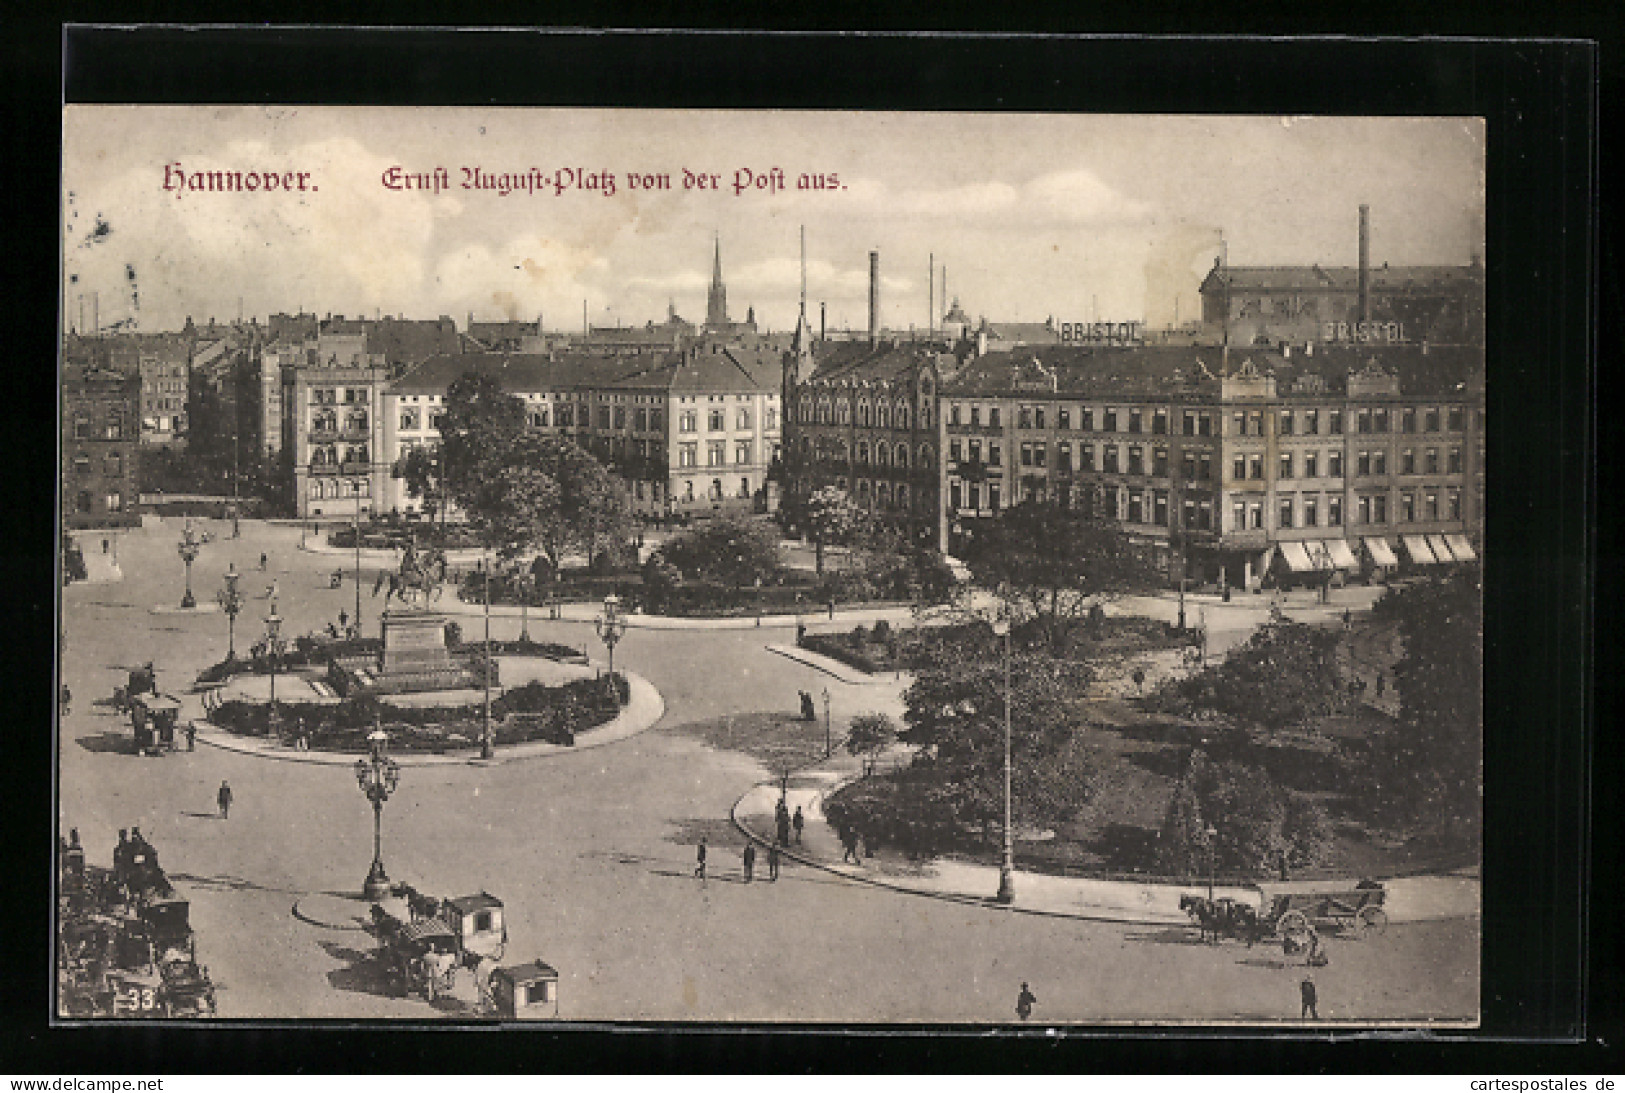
[1155,750,1336,879]
[443,621,462,647]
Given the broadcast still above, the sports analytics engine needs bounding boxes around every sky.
[62,108,1485,336]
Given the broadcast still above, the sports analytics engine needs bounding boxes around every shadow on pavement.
[667,816,748,849]
[1123,926,1213,946]
[179,811,219,820]
[75,732,137,755]
[319,939,398,999]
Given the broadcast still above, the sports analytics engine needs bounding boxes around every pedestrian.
[1375,671,1386,697]
[840,827,860,864]
[1300,974,1318,1019]
[339,610,349,632]
[113,829,131,891]
[767,843,780,881]
[742,843,756,883]
[217,780,233,820]
[1342,608,1352,631]
[693,837,707,880]
[1016,982,1037,1021]
[59,684,71,717]
[259,552,268,571]
[792,806,805,845]
[184,721,196,752]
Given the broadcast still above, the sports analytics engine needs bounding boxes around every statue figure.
[374,534,447,610]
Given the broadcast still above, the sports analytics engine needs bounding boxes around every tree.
[1369,570,1483,837]
[393,444,448,529]
[439,371,528,512]
[1156,749,1335,878]
[658,514,782,587]
[844,712,898,775]
[1158,619,1348,738]
[958,500,1161,654]
[802,486,860,576]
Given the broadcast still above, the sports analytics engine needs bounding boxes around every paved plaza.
[58,518,1478,1023]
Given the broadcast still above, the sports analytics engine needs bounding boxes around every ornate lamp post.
[991,608,1015,905]
[595,593,627,678]
[216,563,244,660]
[481,553,494,761]
[264,605,284,736]
[354,722,401,900]
[1204,822,1219,903]
[821,686,832,758]
[176,521,203,609]
[517,568,534,645]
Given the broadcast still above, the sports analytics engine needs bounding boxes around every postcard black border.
[5,22,1606,1074]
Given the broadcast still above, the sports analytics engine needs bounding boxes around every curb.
[763,643,906,686]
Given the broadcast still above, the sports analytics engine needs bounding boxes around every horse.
[375,546,448,609]
[394,883,442,924]
[1179,894,1263,945]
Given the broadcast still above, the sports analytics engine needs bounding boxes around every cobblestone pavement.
[58,519,1476,1023]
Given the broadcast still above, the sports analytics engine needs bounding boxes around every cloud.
[838,168,1153,229]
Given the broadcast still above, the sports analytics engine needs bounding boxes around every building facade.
[62,359,142,528]
[284,365,387,519]
[940,343,1484,587]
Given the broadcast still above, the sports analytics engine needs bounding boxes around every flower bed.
[208,672,627,752]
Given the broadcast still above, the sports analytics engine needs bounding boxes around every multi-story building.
[379,346,783,520]
[779,333,946,548]
[134,336,192,447]
[939,342,1483,587]
[62,356,141,528]
[283,365,387,519]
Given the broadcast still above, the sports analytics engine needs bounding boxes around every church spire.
[706,235,729,329]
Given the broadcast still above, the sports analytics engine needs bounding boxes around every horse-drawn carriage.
[369,889,508,1003]
[1180,880,1389,949]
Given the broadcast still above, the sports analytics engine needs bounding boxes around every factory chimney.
[868,250,880,346]
[1358,204,1371,324]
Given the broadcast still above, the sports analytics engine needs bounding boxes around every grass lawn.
[669,710,832,785]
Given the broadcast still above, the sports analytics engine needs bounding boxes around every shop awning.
[1444,533,1478,562]
[1324,539,1360,569]
[1402,534,1440,565]
[1426,533,1457,562]
[1276,541,1317,573]
[1364,537,1399,567]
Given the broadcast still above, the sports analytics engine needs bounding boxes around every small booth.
[491,960,559,1020]
[443,892,507,961]
[132,694,182,753]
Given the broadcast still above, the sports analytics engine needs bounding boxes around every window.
[104,453,122,477]
[969,405,981,426]
[1279,452,1294,479]
[1104,408,1118,433]
[1020,442,1034,468]
[679,443,697,468]
[1374,409,1389,433]
[1249,411,1263,437]
[735,441,751,465]
[527,409,547,428]
[611,407,624,430]
[1279,497,1294,528]
[1358,451,1371,477]
[1019,406,1033,429]
[1328,450,1343,477]
[856,441,870,465]
[1357,409,1371,434]
[1232,454,1247,481]
[1058,408,1071,430]
[1372,451,1387,476]
[1129,409,1143,434]
[951,404,962,426]
[1328,495,1343,526]
[1035,443,1047,468]
[765,408,778,430]
[680,411,697,433]
[967,439,981,464]
[1357,495,1371,525]
[858,401,871,427]
[72,453,91,475]
[898,403,912,430]
[104,417,124,440]
[966,482,981,511]
[1250,502,1264,529]
[951,481,963,510]
[1103,446,1119,473]
[400,408,420,430]
[1398,407,1415,433]
[1153,447,1168,477]
[1154,489,1168,525]
[896,446,910,469]
[1233,500,1246,531]
[740,477,751,498]
[1198,453,1212,481]
[1304,451,1318,478]
[1080,407,1095,431]
[1449,490,1462,520]
[1279,410,1294,436]
[1304,497,1319,527]
[106,490,124,512]
[1127,446,1144,475]
[711,479,723,500]
[1232,411,1245,437]
[1057,441,1072,469]
[1304,409,1319,435]
[1128,491,1143,523]
[1401,448,1416,474]
[950,439,963,463]
[1425,407,1441,432]
[1448,407,1464,432]
[1425,448,1440,474]
[988,443,1002,467]
[1199,412,1213,437]
[987,406,1000,428]
[553,406,570,428]
[1329,410,1344,435]
[1249,453,1263,480]
[708,409,725,432]
[989,483,1002,510]
[1374,494,1388,523]
[1183,451,1197,480]
[651,409,664,431]
[1080,445,1095,472]
[684,480,695,501]
[1152,409,1168,435]
[1183,411,1198,437]
[1448,447,1462,474]
[1426,492,1439,520]
[1401,492,1415,522]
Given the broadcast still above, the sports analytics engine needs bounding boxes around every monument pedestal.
[380,610,453,674]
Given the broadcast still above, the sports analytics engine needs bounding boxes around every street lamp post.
[353,498,363,638]
[595,593,627,679]
[992,610,1015,905]
[354,722,401,900]
[1205,822,1219,903]
[216,563,244,660]
[517,568,533,645]
[176,521,202,609]
[821,686,832,757]
[481,556,493,761]
[264,605,284,737]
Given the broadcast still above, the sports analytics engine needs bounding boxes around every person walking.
[259,552,268,571]
[1375,671,1386,698]
[767,843,781,881]
[840,827,860,864]
[792,806,805,845]
[217,780,233,820]
[1300,974,1319,1019]
[184,721,196,752]
[742,843,756,883]
[1016,982,1037,1022]
[693,838,707,880]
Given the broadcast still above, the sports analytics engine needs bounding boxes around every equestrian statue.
[373,536,448,610]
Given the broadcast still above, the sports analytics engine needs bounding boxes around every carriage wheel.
[1277,910,1311,945]
[1356,907,1388,937]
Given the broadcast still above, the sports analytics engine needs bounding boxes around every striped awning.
[1364,537,1399,567]
[1402,534,1440,565]
[1276,541,1317,573]
[1324,539,1360,569]
[399,919,456,944]
[1426,533,1457,562]
[1444,533,1478,562]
